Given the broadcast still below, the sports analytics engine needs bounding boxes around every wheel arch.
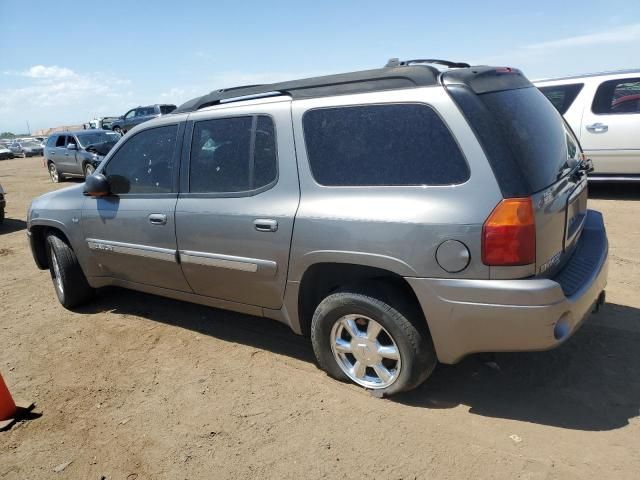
[295,261,428,339]
[29,222,73,270]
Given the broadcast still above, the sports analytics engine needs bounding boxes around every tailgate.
[532,173,588,277]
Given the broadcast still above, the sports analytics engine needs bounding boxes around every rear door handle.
[586,123,608,133]
[148,213,167,225]
[254,219,278,232]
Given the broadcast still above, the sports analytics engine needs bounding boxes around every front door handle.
[586,123,608,133]
[148,213,167,225]
[254,218,278,232]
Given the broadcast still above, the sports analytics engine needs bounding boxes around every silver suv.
[27,59,609,395]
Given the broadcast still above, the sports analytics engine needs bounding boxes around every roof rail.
[385,58,471,69]
[174,64,443,113]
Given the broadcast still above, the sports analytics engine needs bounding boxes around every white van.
[536,70,640,181]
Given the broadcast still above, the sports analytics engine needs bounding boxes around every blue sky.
[1,0,639,133]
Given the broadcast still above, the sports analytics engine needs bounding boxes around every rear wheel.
[48,162,61,183]
[46,232,94,309]
[113,126,123,135]
[311,288,437,396]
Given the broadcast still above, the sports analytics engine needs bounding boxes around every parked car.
[0,181,5,224]
[44,130,121,182]
[536,69,640,181]
[109,104,177,135]
[0,144,13,160]
[87,116,119,130]
[27,59,608,396]
[8,140,43,157]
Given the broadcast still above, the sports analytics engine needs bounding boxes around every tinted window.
[538,83,583,114]
[190,115,277,193]
[592,78,640,114]
[478,87,577,193]
[302,104,468,186]
[103,125,178,194]
[160,105,176,114]
[55,136,66,147]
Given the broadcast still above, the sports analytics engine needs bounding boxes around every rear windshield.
[538,83,583,114]
[160,105,176,114]
[477,87,579,193]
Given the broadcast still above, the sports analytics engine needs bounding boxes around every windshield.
[76,131,120,147]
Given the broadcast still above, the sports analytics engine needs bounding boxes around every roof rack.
[385,58,471,69]
[173,58,477,113]
[174,63,445,113]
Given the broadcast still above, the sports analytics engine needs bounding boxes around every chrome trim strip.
[179,250,276,275]
[86,238,176,262]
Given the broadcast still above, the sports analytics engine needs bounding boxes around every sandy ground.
[1,156,639,480]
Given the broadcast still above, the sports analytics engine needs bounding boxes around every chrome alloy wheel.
[49,163,59,182]
[50,247,64,295]
[330,314,401,389]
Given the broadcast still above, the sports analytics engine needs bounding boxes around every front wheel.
[46,233,94,309]
[84,163,96,178]
[311,289,437,396]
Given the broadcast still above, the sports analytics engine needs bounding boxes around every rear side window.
[302,104,469,186]
[477,87,576,193]
[160,105,176,114]
[55,136,66,147]
[538,83,583,114]
[592,77,640,114]
[190,115,277,194]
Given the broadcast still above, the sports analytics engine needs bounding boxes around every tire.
[46,232,94,309]
[84,163,96,178]
[311,288,437,396]
[0,208,4,225]
[113,126,123,135]
[48,162,61,183]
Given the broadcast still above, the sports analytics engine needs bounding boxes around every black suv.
[110,104,177,135]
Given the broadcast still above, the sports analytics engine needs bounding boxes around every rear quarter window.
[302,103,469,186]
[537,83,584,114]
[592,77,640,114]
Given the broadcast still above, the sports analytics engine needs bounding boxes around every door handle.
[148,213,167,225]
[586,123,608,133]
[254,218,278,232]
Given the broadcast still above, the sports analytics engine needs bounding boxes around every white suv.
[536,70,640,181]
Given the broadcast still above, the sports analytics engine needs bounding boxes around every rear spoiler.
[441,66,532,94]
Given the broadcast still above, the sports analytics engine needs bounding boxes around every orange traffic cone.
[0,373,16,420]
[0,372,34,431]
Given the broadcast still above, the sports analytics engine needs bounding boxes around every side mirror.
[84,173,110,197]
[67,143,78,150]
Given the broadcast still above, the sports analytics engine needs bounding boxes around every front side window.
[55,136,66,147]
[538,83,584,114]
[302,104,469,186]
[124,109,136,120]
[592,77,640,114]
[190,115,277,193]
[103,125,178,194]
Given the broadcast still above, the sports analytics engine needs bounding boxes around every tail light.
[482,197,535,266]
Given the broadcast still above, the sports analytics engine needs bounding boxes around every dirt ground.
[0,156,639,479]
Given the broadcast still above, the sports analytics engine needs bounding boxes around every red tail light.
[482,197,536,266]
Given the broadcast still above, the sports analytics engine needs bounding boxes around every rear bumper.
[407,210,608,364]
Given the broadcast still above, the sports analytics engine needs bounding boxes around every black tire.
[311,287,437,396]
[0,208,4,225]
[46,232,94,309]
[113,126,123,135]
[84,163,96,178]
[48,161,62,183]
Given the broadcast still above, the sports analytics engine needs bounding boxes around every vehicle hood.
[0,147,10,153]
[85,140,117,156]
